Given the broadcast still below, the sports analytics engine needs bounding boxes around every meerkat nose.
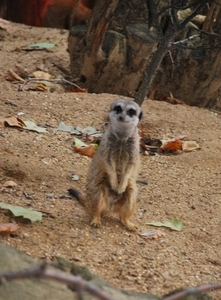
[118,116,124,121]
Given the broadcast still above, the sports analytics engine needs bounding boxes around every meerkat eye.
[114,105,122,114]
[127,108,136,117]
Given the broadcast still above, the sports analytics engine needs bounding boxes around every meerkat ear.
[138,111,143,121]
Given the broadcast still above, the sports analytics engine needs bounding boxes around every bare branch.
[18,78,85,91]
[0,262,220,300]
[0,262,117,300]
[163,282,221,300]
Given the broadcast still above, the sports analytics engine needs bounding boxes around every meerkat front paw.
[117,180,128,194]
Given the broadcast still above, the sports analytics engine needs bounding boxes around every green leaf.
[146,219,183,231]
[0,202,42,223]
[73,137,87,148]
[81,126,98,135]
[56,121,75,132]
[23,121,47,133]
[27,43,57,50]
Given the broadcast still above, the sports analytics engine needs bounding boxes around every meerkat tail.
[68,188,86,206]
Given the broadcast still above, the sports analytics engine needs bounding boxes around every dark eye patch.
[114,105,122,114]
[127,108,136,117]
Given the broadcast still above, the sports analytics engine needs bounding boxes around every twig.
[18,78,85,92]
[48,58,71,76]
[0,262,117,300]
[171,34,200,46]
[0,261,220,300]
[136,179,148,185]
[163,282,221,300]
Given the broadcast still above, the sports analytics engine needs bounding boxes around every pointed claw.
[90,217,101,228]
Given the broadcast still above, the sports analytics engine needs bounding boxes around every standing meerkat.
[69,99,142,230]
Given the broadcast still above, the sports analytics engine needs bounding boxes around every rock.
[0,243,160,300]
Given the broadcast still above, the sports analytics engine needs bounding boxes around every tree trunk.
[68,0,221,111]
[68,0,158,97]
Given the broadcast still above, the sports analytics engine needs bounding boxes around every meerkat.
[69,99,142,230]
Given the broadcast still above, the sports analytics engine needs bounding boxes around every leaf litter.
[23,42,57,51]
[0,202,42,223]
[146,219,183,231]
[0,115,26,128]
[140,230,166,239]
[0,223,19,234]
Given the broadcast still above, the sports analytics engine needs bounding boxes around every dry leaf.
[6,69,25,82]
[3,180,17,188]
[15,64,29,78]
[0,115,26,128]
[159,139,183,154]
[182,140,200,152]
[139,129,145,138]
[162,93,186,105]
[32,71,53,80]
[140,230,166,239]
[37,59,47,71]
[71,87,88,93]
[140,140,148,150]
[149,87,159,100]
[74,144,97,157]
[0,223,19,233]
[36,83,48,91]
[193,14,206,25]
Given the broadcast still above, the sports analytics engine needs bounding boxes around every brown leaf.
[3,180,17,188]
[139,129,145,138]
[159,139,183,154]
[149,87,159,100]
[32,71,53,80]
[0,223,19,233]
[182,140,200,152]
[162,93,186,105]
[74,144,96,157]
[71,87,88,93]
[36,59,47,72]
[6,69,25,82]
[0,115,26,128]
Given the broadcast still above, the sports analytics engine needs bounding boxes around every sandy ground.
[0,21,221,298]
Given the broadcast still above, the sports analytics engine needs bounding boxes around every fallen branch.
[0,261,220,300]
[0,261,117,300]
[163,282,221,300]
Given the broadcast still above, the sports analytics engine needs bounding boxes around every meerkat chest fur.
[106,130,139,179]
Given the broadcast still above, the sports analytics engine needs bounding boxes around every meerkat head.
[109,99,142,138]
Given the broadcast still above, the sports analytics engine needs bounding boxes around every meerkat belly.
[110,144,132,182]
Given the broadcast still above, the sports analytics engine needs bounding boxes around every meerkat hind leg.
[89,189,107,228]
[114,183,137,231]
